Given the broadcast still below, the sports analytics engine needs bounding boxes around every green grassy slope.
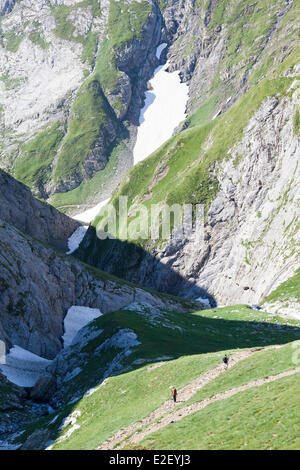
[263,269,300,306]
[52,0,152,190]
[14,122,65,188]
[12,305,300,450]
[185,341,300,405]
[139,373,300,450]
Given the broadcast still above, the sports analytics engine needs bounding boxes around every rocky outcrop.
[0,372,26,411]
[180,95,300,305]
[0,169,79,251]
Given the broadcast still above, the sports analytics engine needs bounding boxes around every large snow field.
[133,47,189,164]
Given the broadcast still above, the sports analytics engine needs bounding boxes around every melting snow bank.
[66,226,88,254]
[63,306,103,348]
[133,59,189,164]
[73,198,109,224]
[0,346,52,388]
[0,307,103,387]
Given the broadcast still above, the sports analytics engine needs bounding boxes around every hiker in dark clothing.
[222,354,229,370]
[171,387,177,402]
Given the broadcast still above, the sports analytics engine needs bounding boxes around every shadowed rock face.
[0,372,25,411]
[0,169,79,251]
[0,0,15,16]
[0,217,196,359]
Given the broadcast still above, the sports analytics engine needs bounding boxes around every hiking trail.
[98,346,287,450]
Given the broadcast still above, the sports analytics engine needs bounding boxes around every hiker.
[222,354,229,370]
[171,386,177,403]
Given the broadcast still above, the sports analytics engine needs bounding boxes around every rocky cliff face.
[0,169,79,250]
[0,215,196,359]
[75,0,300,307]
[162,0,297,116]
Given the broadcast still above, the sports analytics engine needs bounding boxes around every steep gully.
[72,42,189,225]
[67,39,190,257]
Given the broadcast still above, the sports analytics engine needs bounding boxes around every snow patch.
[49,415,59,425]
[133,61,189,164]
[0,345,52,388]
[60,410,81,430]
[63,306,103,348]
[0,307,103,388]
[156,42,167,59]
[66,226,88,254]
[73,198,110,224]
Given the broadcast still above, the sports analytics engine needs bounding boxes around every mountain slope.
[137,373,300,450]
[0,218,194,358]
[263,268,300,318]
[6,305,299,450]
[77,49,300,305]
[1,0,298,214]
[0,170,200,446]
[0,0,299,451]
[0,168,79,250]
[0,0,163,208]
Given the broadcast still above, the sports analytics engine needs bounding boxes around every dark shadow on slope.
[75,226,214,304]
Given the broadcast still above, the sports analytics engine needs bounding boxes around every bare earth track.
[98,346,299,449]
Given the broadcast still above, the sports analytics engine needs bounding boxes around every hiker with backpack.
[222,354,229,370]
[171,386,177,402]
